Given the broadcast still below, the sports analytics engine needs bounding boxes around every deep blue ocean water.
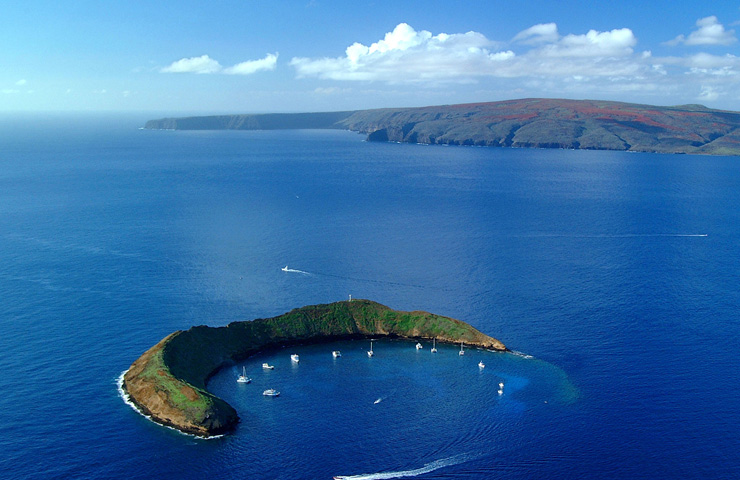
[0,114,738,479]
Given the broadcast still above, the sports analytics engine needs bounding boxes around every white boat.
[237,367,251,383]
[332,350,341,358]
[415,342,423,350]
[291,354,300,363]
[263,389,280,397]
[282,265,289,271]
[262,363,274,370]
[478,361,485,369]
[367,340,374,357]
[459,341,465,356]
[431,338,437,353]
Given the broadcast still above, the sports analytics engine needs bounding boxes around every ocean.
[0,114,738,479]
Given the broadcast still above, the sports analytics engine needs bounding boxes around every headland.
[122,299,506,437]
[144,98,740,156]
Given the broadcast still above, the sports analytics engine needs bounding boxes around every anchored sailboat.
[237,366,251,383]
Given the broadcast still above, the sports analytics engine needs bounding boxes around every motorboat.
[282,265,289,271]
[262,363,274,370]
[415,342,423,350]
[263,389,280,397]
[478,361,485,369]
[237,367,251,383]
[332,350,341,358]
[291,354,300,363]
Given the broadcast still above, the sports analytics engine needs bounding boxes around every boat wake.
[516,233,708,239]
[333,453,476,480]
[510,350,534,360]
[281,266,311,275]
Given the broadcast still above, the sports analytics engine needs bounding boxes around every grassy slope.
[123,300,505,437]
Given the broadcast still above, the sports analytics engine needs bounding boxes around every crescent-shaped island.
[122,299,506,437]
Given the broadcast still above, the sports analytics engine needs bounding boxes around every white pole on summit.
[349,294,352,301]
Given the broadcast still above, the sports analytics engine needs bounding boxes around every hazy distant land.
[145,98,740,156]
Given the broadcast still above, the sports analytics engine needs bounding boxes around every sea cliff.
[144,98,740,156]
[122,299,506,437]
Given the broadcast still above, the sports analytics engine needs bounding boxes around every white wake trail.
[333,453,475,480]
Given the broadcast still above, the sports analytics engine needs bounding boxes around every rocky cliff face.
[123,300,505,437]
[337,99,740,155]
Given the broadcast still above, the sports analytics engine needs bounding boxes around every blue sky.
[2,1,740,113]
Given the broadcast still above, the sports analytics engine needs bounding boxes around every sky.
[2,1,740,114]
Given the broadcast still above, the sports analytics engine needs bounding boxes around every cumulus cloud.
[665,16,737,46]
[291,23,646,83]
[536,28,637,57]
[161,53,278,75]
[291,23,512,83]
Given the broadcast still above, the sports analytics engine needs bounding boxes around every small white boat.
[282,265,289,271]
[237,367,251,383]
[415,342,423,350]
[263,389,280,397]
[459,341,465,356]
[332,350,341,358]
[431,338,437,353]
[367,340,374,357]
[262,363,274,370]
[479,361,485,369]
[291,354,299,363]
[499,382,504,389]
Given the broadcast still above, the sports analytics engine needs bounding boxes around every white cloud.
[288,22,740,106]
[1,89,20,94]
[161,55,223,74]
[291,23,644,84]
[665,16,737,46]
[15,79,27,86]
[536,28,637,57]
[162,53,278,75]
[291,23,510,83]
[512,23,559,45]
[698,86,719,101]
[223,53,278,75]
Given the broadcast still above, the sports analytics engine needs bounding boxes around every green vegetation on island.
[144,98,740,156]
[122,299,506,437]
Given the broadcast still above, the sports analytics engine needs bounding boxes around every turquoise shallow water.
[0,114,738,479]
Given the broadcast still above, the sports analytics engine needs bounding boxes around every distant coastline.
[144,98,740,156]
[122,299,506,437]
